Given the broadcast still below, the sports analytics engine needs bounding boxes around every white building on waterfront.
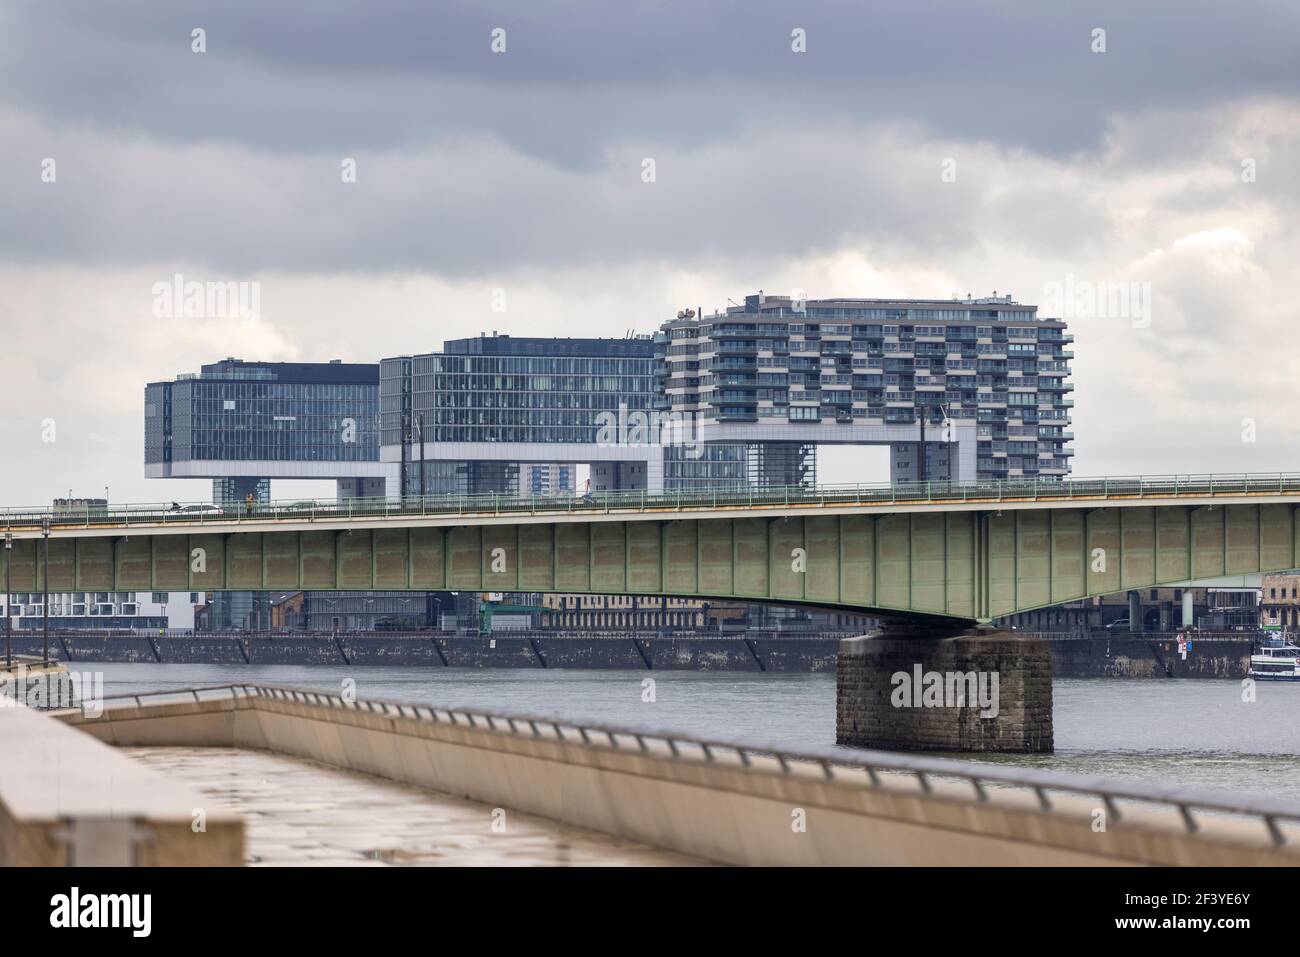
[1,591,205,631]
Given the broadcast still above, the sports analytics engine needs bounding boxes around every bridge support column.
[836,629,1053,753]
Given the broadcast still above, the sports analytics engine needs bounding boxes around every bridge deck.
[8,471,1300,538]
[7,474,1300,621]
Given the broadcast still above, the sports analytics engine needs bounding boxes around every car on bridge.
[168,503,226,516]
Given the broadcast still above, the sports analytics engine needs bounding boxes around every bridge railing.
[84,682,1300,849]
[8,471,1300,532]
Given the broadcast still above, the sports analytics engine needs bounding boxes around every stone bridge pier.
[836,627,1054,753]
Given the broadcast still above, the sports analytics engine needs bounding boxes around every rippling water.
[88,663,1300,802]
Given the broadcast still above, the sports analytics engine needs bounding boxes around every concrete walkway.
[69,687,1300,866]
[126,746,704,866]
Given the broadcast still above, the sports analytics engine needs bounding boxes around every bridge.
[4,472,1300,623]
[6,472,1297,754]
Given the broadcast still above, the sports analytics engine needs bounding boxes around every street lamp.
[917,404,935,483]
[4,531,12,668]
[41,517,50,666]
[416,413,425,500]
[916,403,953,485]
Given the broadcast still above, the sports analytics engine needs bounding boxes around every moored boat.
[1248,641,1300,681]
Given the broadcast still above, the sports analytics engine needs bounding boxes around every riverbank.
[2,632,1256,677]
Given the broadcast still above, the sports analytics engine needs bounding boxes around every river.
[87,663,1300,802]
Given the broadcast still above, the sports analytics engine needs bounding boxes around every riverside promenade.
[0,683,1294,867]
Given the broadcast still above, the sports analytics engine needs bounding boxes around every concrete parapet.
[0,702,242,866]
[59,688,1300,866]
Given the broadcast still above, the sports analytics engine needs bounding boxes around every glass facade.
[145,360,382,633]
[523,463,575,496]
[381,336,656,448]
[145,359,379,468]
[382,335,658,495]
[147,299,1071,506]
[663,443,748,487]
[274,591,453,631]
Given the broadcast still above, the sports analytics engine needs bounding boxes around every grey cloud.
[4,1,1299,165]
[3,0,1298,279]
[0,115,998,274]
[5,0,1300,503]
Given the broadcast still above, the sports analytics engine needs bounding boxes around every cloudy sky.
[2,0,1299,504]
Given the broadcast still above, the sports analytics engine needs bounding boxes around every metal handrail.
[15,628,1265,643]
[7,471,1300,534]
[0,654,63,674]
[89,682,1300,848]
[20,628,854,642]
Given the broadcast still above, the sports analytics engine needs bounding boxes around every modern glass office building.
[522,464,576,496]
[269,591,457,631]
[142,293,1072,630]
[149,299,1072,505]
[657,292,1073,486]
[145,359,384,632]
[145,358,384,505]
[380,335,659,495]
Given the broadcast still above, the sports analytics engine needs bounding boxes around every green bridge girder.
[3,500,1298,623]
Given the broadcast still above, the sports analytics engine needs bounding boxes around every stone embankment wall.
[4,632,1253,676]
